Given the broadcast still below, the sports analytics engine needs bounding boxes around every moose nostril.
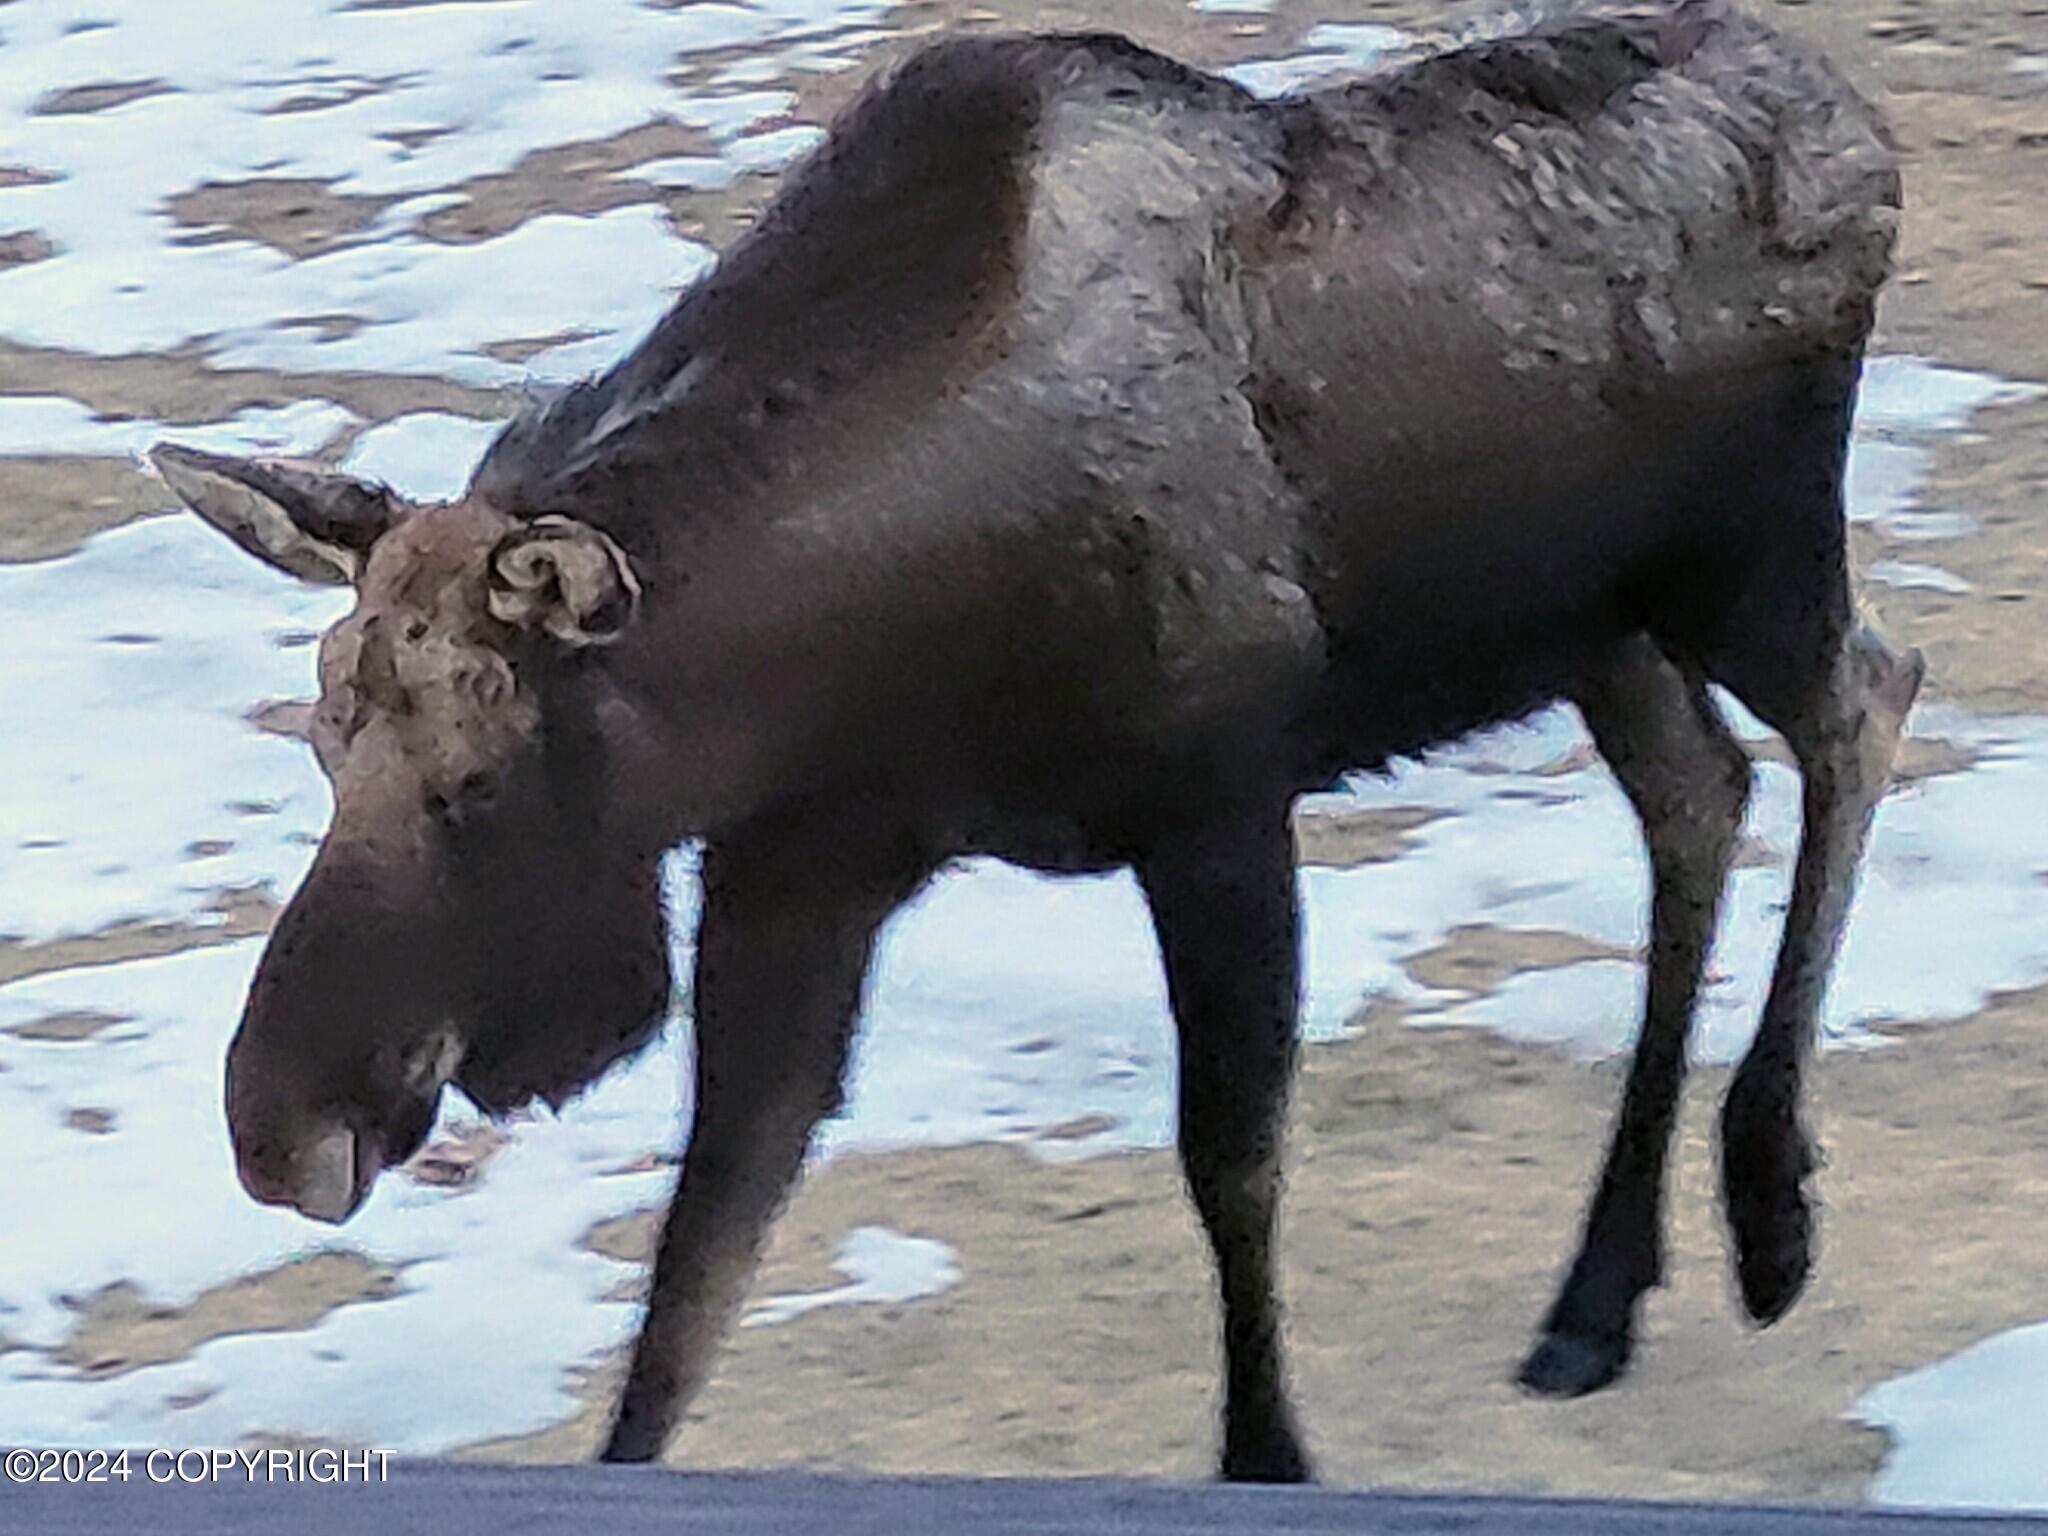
[234,1142,296,1207]
[426,775,496,829]
[467,665,511,709]
[233,1128,366,1223]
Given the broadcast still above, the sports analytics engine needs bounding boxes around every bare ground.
[463,991,2048,1501]
[0,887,277,990]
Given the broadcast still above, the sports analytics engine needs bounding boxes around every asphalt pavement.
[5,1460,2048,1536]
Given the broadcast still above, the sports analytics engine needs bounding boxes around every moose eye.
[465,661,513,710]
[426,772,498,831]
[308,696,359,772]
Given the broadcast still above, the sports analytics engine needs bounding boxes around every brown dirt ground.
[462,990,2048,1501]
[0,887,277,989]
[0,343,510,562]
[5,0,2047,1504]
[52,1253,403,1382]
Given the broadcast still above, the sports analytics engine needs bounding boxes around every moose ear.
[148,443,401,585]
[487,516,641,647]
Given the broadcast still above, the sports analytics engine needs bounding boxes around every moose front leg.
[602,829,924,1464]
[1137,805,1310,1484]
[1522,638,1751,1397]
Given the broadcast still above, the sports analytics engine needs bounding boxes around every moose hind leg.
[1664,364,1925,1326]
[1137,808,1310,1484]
[1717,620,1922,1324]
[602,829,923,1463]
[1521,637,1751,1398]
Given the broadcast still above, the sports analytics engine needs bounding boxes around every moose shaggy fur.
[154,0,1920,1482]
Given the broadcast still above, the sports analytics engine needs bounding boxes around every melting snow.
[1856,1325,2048,1512]
[743,1228,961,1328]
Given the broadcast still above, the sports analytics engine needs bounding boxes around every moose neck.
[554,375,1067,855]
[472,152,1043,850]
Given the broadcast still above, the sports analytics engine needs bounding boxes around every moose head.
[154,444,674,1222]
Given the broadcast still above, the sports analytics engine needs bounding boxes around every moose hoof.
[1517,1329,1631,1399]
[1722,1131,1817,1325]
[1728,1183,1814,1326]
[599,1436,659,1465]
[1722,1077,1818,1326]
[1220,1423,1314,1485]
[598,1414,668,1465]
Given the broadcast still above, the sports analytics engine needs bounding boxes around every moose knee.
[1643,726,1752,875]
[1845,627,1926,792]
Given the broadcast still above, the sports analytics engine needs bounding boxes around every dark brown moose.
[155,1,1923,1482]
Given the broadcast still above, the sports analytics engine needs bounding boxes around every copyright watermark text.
[5,1446,392,1485]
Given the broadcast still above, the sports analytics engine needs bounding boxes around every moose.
[154,0,1921,1482]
